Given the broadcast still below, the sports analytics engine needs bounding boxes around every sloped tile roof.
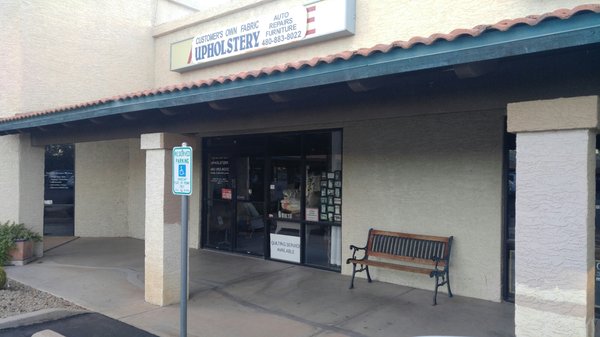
[3,4,600,124]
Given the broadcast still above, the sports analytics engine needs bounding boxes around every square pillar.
[508,96,599,337]
[0,134,45,241]
[141,132,195,306]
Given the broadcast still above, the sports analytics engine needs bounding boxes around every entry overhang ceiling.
[1,4,600,135]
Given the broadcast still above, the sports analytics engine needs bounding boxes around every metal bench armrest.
[347,244,368,262]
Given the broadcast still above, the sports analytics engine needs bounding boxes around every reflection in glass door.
[504,132,516,301]
[206,155,235,250]
[44,144,75,236]
[205,152,266,256]
[235,156,265,255]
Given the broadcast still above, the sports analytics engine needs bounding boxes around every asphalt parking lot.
[0,313,157,337]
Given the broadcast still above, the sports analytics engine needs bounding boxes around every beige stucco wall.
[152,0,593,87]
[75,139,130,237]
[0,2,22,118]
[0,0,154,116]
[342,110,505,301]
[128,138,146,239]
[190,142,202,249]
[75,138,147,238]
[508,97,598,337]
[0,136,22,221]
[18,135,46,236]
[154,0,197,26]
[0,134,45,235]
[514,129,595,336]
[139,133,201,249]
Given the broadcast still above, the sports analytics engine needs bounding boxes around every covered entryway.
[6,238,515,337]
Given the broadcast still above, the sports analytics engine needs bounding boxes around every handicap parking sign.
[172,146,192,195]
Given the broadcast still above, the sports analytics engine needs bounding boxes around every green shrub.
[0,267,6,289]
[0,221,42,266]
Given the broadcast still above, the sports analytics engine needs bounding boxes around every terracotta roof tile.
[2,4,599,124]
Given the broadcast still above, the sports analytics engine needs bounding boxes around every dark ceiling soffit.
[2,12,600,134]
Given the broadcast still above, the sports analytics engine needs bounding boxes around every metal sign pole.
[180,193,188,337]
[180,142,189,337]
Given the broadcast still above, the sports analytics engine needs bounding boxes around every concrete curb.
[0,309,88,330]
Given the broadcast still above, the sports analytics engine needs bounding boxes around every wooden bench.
[347,229,453,305]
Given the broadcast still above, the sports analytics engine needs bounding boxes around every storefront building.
[1,1,600,336]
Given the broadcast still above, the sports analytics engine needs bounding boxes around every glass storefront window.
[203,130,342,271]
[305,131,342,224]
[505,136,516,301]
[305,224,342,268]
[270,160,302,221]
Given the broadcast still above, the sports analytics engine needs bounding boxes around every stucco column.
[508,96,599,337]
[141,132,195,306]
[0,134,45,247]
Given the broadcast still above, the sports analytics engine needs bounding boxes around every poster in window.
[317,171,342,222]
[209,157,230,184]
[306,208,319,222]
[221,188,232,200]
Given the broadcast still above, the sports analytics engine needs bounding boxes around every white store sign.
[170,0,356,72]
[270,233,301,263]
[191,6,307,65]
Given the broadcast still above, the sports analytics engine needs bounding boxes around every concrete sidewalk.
[5,238,515,337]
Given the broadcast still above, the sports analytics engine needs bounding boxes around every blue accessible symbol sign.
[172,146,193,195]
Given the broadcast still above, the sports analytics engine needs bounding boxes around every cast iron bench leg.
[366,265,372,283]
[433,273,439,306]
[349,263,357,289]
[446,270,453,297]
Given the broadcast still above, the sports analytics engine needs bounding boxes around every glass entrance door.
[44,144,75,236]
[234,156,266,255]
[205,152,266,256]
[206,154,235,250]
[202,131,342,270]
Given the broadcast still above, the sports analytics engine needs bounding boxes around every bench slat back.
[367,230,451,266]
